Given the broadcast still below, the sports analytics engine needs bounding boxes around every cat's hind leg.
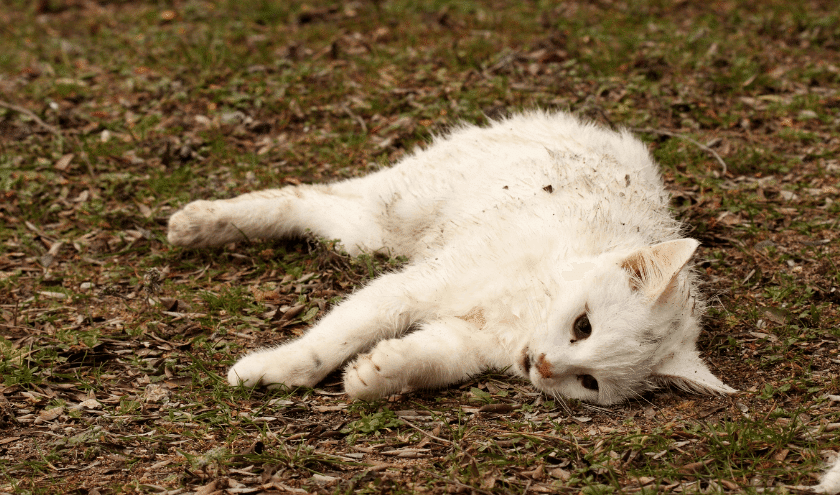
[168,183,385,255]
[343,317,506,399]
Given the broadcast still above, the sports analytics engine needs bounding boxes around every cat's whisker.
[551,391,572,416]
[579,401,613,415]
[626,387,655,409]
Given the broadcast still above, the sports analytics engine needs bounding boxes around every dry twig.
[0,100,63,141]
[399,417,452,445]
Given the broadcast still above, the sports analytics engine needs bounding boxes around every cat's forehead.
[551,255,635,296]
[557,260,598,282]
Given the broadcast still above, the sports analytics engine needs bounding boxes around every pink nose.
[535,353,553,379]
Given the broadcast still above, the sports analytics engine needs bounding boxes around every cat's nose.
[535,353,553,379]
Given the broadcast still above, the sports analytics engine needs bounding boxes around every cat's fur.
[814,459,840,494]
[168,111,735,405]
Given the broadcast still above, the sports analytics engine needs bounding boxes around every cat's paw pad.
[167,200,229,248]
[343,353,403,400]
[227,348,325,389]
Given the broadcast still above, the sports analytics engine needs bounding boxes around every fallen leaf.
[772,448,789,461]
[194,479,222,495]
[34,406,64,424]
[679,458,714,474]
[54,153,74,171]
[478,403,515,414]
[72,399,102,410]
[137,203,152,218]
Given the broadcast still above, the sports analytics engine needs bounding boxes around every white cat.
[168,111,735,405]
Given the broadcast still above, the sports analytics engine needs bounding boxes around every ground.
[0,0,839,493]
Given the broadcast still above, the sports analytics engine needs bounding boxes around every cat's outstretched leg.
[167,183,385,255]
[227,266,443,389]
[343,317,506,399]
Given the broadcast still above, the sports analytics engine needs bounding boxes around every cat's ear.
[651,349,736,395]
[619,239,699,303]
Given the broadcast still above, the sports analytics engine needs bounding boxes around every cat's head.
[522,238,734,405]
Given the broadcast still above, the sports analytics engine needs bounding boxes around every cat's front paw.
[227,346,328,389]
[343,349,408,400]
[168,200,233,248]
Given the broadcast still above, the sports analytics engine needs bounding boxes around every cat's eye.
[572,314,592,341]
[579,374,599,391]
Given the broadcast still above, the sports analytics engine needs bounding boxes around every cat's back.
[372,111,664,202]
[356,111,679,257]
